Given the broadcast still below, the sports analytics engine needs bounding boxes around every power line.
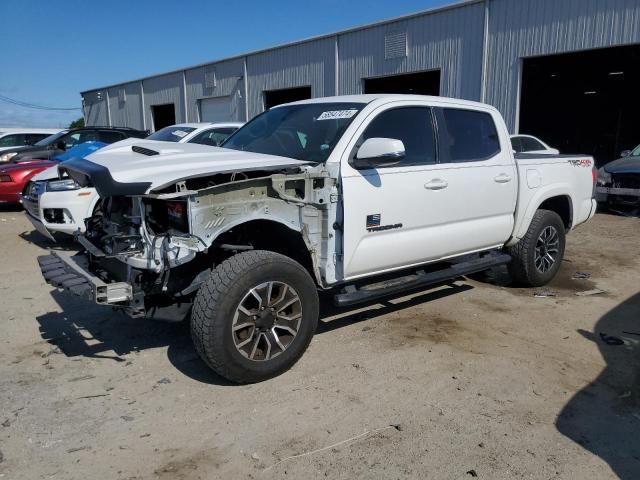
[0,94,81,111]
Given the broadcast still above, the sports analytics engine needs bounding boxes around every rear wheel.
[191,250,319,383]
[508,209,566,287]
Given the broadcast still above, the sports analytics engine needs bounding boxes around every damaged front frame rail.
[38,252,133,304]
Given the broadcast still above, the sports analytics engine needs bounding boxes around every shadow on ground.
[37,283,471,386]
[556,292,640,479]
[19,230,78,251]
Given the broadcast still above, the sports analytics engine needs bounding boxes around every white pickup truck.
[38,94,597,383]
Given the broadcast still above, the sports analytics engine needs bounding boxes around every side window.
[60,131,96,149]
[98,130,126,144]
[24,134,48,145]
[520,136,545,152]
[0,134,23,147]
[190,128,237,147]
[359,107,436,166]
[510,137,524,153]
[438,108,500,162]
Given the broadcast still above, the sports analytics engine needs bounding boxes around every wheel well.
[539,195,572,230]
[212,220,316,281]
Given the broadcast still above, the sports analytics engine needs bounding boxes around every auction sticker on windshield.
[317,110,359,121]
[172,130,189,138]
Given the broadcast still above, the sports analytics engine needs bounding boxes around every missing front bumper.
[38,252,133,304]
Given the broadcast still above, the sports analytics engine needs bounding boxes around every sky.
[0,0,449,128]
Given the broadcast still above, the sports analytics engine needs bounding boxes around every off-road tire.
[191,250,319,383]
[507,209,566,287]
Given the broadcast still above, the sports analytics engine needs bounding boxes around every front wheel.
[191,250,319,383]
[507,209,566,287]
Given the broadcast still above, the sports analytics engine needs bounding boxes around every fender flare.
[508,184,574,246]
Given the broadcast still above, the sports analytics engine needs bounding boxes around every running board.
[334,253,511,307]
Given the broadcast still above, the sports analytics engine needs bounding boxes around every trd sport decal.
[567,158,592,167]
[366,213,403,232]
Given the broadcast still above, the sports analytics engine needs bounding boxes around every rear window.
[520,136,545,152]
[147,126,197,142]
[438,108,500,162]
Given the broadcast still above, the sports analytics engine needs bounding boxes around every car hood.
[604,156,640,174]
[0,159,57,174]
[60,140,312,196]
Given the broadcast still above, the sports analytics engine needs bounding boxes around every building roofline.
[80,0,482,95]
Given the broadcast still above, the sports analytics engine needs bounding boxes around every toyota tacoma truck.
[38,94,597,383]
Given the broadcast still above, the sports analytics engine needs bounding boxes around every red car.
[0,159,57,203]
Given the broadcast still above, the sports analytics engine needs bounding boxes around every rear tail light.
[0,174,12,183]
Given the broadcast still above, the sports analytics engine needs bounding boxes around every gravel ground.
[0,206,639,480]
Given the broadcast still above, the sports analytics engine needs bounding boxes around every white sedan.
[23,122,243,240]
[510,134,559,155]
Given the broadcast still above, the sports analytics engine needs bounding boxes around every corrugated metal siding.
[338,1,485,100]
[83,91,108,126]
[142,72,185,130]
[246,37,336,118]
[107,82,143,129]
[185,58,246,122]
[486,0,640,132]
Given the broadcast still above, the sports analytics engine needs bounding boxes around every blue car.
[596,144,640,211]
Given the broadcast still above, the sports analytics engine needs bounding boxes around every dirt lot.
[1,207,639,480]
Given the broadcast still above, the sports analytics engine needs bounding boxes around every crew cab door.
[340,103,516,280]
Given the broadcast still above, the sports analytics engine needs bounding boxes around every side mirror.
[620,150,631,158]
[352,138,405,169]
[56,140,67,151]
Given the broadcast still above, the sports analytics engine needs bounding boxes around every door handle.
[424,179,448,190]
[494,173,512,183]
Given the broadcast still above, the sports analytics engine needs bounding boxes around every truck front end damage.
[39,164,336,321]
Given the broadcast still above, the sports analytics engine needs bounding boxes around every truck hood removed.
[59,140,312,196]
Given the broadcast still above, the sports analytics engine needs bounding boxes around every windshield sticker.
[316,109,358,121]
[172,130,189,138]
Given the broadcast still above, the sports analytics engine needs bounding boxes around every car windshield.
[34,130,69,147]
[146,126,197,142]
[223,102,365,162]
[632,144,640,156]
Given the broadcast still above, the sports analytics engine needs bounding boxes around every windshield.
[632,144,640,156]
[34,130,69,147]
[223,102,365,162]
[147,126,197,142]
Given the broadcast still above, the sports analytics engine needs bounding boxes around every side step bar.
[334,253,511,307]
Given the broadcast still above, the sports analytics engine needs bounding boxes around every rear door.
[424,107,517,254]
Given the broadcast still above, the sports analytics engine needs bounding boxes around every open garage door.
[199,96,232,122]
[520,45,640,167]
[263,86,311,110]
[151,104,176,131]
[363,70,440,96]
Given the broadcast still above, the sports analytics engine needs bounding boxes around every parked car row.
[33,94,597,383]
[0,128,61,153]
[21,122,242,238]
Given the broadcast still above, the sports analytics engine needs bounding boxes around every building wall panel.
[83,91,108,126]
[338,1,485,100]
[486,0,640,131]
[185,58,246,122]
[246,37,336,118]
[107,82,143,129]
[142,72,185,131]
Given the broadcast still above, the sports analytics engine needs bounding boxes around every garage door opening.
[263,86,312,110]
[520,44,640,167]
[199,96,231,122]
[363,70,440,95]
[151,103,176,131]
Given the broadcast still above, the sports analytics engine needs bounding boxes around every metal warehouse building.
[82,0,640,165]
